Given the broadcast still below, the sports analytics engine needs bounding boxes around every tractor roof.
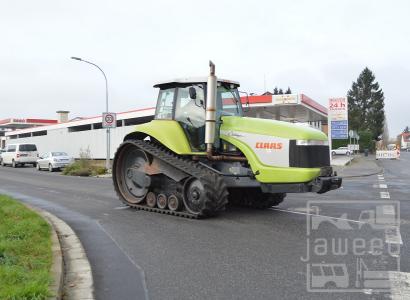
[154,77,240,88]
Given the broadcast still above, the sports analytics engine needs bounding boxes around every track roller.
[168,194,182,211]
[157,194,167,209]
[146,192,157,208]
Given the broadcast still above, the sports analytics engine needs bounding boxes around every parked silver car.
[331,147,351,156]
[36,152,74,172]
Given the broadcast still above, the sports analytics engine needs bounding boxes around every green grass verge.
[0,195,52,300]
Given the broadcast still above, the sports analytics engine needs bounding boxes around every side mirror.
[189,87,197,100]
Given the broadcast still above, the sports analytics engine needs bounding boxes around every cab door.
[174,84,206,152]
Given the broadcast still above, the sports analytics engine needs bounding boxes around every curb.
[29,206,95,300]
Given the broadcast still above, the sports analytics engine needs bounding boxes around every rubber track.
[115,140,228,219]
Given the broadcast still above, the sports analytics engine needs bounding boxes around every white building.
[3,108,154,158]
[2,93,328,159]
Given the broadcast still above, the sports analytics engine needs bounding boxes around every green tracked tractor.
[112,62,342,218]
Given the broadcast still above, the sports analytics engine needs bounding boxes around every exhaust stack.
[205,61,217,154]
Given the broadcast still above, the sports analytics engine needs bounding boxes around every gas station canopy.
[244,94,327,123]
[0,118,58,130]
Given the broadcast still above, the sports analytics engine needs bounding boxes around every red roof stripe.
[300,94,327,115]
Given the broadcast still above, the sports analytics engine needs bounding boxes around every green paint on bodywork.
[220,116,326,183]
[134,120,203,155]
[134,116,326,183]
[221,116,328,140]
[221,134,321,183]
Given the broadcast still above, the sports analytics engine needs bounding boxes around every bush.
[62,162,82,175]
[70,168,92,177]
[62,161,106,177]
[93,167,107,176]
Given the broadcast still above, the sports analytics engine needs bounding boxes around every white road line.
[270,208,364,224]
[114,206,130,210]
[380,191,391,199]
[379,184,388,189]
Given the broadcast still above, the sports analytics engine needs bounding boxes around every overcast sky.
[1,0,409,135]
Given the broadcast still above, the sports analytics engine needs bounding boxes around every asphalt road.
[0,153,409,299]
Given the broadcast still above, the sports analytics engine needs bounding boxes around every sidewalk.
[331,155,354,166]
[332,154,382,178]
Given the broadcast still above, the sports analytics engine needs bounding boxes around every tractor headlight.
[296,140,329,146]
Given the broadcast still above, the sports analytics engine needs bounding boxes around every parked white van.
[0,144,39,167]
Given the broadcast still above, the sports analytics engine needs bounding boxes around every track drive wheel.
[113,141,152,205]
[183,174,228,217]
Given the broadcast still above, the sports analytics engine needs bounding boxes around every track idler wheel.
[113,141,152,205]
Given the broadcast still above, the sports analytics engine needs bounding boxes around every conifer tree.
[347,67,385,139]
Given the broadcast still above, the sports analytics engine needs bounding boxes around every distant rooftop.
[0,118,58,130]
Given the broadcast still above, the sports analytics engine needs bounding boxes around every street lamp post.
[71,57,111,171]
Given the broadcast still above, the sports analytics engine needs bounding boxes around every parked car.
[36,152,74,172]
[1,143,39,167]
[331,147,351,156]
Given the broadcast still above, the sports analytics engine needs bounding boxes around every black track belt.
[115,140,220,219]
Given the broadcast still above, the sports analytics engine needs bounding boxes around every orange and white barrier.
[376,150,399,160]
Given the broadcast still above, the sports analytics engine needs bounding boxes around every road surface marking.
[379,184,388,189]
[114,206,130,210]
[380,191,390,199]
[270,208,364,224]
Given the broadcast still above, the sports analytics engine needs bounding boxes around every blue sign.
[331,120,348,139]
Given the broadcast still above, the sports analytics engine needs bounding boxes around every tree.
[285,87,292,94]
[278,88,284,95]
[273,87,279,95]
[347,67,385,140]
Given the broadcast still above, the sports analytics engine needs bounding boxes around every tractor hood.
[220,116,328,141]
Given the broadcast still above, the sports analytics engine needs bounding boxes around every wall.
[6,125,137,159]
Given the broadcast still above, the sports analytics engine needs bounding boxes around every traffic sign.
[331,120,348,139]
[102,112,117,128]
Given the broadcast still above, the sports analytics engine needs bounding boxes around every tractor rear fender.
[123,120,202,155]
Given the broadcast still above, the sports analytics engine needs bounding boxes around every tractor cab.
[153,78,243,151]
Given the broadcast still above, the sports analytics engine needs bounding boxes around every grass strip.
[0,195,52,300]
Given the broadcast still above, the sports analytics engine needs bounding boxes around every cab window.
[155,88,175,119]
[174,85,206,151]
[175,85,205,127]
[7,145,16,152]
[218,85,243,116]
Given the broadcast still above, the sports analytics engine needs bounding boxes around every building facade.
[2,94,328,159]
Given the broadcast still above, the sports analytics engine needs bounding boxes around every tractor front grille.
[289,140,330,168]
